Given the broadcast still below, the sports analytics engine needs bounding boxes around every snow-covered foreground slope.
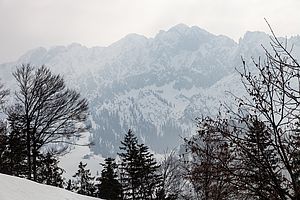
[0,173,100,200]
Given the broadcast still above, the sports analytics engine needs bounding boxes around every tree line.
[67,130,164,199]
[0,65,180,199]
[65,129,188,199]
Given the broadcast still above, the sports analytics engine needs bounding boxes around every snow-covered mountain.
[0,173,100,200]
[1,24,300,158]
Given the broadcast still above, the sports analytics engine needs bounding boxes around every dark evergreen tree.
[137,143,162,200]
[118,129,162,200]
[0,122,9,174]
[66,179,74,191]
[291,130,300,190]
[0,83,26,177]
[36,152,65,188]
[0,126,27,177]
[6,130,27,176]
[96,157,122,199]
[0,81,9,173]
[237,116,282,199]
[73,161,95,196]
[118,129,140,199]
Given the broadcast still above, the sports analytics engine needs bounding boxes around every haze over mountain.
[1,24,300,157]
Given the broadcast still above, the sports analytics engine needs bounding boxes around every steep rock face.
[1,24,300,156]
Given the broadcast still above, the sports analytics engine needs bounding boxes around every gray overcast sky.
[0,0,299,63]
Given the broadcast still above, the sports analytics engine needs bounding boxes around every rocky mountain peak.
[2,25,300,157]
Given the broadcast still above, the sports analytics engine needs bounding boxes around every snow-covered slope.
[0,173,99,200]
[59,131,105,179]
[0,24,300,158]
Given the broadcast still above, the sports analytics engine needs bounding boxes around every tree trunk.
[32,139,37,181]
[26,130,31,180]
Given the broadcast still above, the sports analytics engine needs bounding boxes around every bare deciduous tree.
[184,22,300,200]
[159,149,188,200]
[0,80,9,111]
[233,21,300,199]
[184,117,238,200]
[7,64,88,181]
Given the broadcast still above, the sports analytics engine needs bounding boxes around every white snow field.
[0,173,100,200]
[59,131,105,179]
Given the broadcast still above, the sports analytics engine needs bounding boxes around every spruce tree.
[0,123,9,174]
[36,153,65,188]
[118,129,162,200]
[0,128,27,177]
[0,82,9,174]
[73,161,95,196]
[118,129,140,199]
[96,157,122,199]
[66,179,74,191]
[137,143,162,199]
[238,116,281,199]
